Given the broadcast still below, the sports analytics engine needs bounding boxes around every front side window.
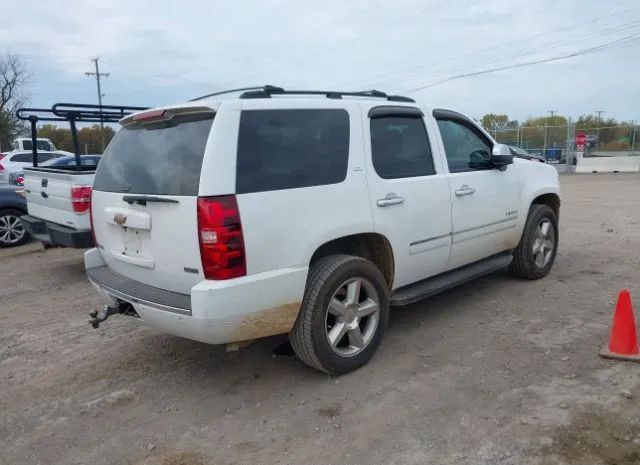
[370,116,435,179]
[38,153,55,162]
[236,109,349,194]
[436,119,492,173]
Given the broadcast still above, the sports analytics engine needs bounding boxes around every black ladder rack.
[16,103,147,169]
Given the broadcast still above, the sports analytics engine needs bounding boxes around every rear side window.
[370,116,435,179]
[236,109,349,194]
[93,113,214,195]
[11,152,55,163]
[10,153,31,162]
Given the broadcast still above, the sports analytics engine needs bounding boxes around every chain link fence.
[491,124,639,172]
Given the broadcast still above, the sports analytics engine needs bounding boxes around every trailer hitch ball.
[89,305,119,329]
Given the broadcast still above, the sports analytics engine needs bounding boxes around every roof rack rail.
[189,85,284,102]
[239,87,415,103]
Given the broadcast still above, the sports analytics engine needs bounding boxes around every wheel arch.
[309,233,395,289]
[0,206,28,217]
[530,192,560,219]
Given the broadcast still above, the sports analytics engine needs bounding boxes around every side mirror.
[491,144,514,170]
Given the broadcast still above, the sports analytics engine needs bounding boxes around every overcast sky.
[3,0,639,123]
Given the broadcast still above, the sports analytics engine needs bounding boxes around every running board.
[390,253,513,306]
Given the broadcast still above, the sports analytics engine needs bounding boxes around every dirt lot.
[2,174,640,465]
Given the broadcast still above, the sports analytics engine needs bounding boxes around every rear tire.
[290,255,389,374]
[0,209,29,248]
[510,204,558,279]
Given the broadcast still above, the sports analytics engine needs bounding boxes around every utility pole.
[85,57,110,152]
[594,111,605,152]
[543,111,557,156]
[567,117,575,174]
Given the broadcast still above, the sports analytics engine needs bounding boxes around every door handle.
[455,185,475,197]
[377,193,405,207]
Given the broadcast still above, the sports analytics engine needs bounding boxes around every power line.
[403,33,640,93]
[212,3,437,91]
[390,19,640,91]
[336,5,640,89]
[85,57,110,152]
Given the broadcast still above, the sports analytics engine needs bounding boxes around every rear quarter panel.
[200,100,375,275]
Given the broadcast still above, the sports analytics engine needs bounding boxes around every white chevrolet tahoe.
[85,86,560,374]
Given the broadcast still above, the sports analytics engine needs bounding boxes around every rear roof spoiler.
[119,106,216,126]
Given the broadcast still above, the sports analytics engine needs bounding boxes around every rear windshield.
[93,113,214,196]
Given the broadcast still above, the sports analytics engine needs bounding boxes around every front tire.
[290,255,390,374]
[510,204,558,279]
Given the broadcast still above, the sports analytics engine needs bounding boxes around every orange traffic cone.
[600,290,640,361]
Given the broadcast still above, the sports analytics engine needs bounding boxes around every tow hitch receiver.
[89,302,139,328]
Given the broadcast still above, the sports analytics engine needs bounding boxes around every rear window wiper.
[122,195,179,206]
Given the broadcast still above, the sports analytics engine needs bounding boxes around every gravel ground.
[1,173,640,465]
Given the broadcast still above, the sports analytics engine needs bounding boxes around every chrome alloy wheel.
[0,213,25,245]
[325,277,380,357]
[532,218,555,268]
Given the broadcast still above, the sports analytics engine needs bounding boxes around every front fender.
[515,160,560,228]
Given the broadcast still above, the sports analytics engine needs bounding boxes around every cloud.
[2,0,639,120]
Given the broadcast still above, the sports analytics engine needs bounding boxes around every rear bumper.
[21,214,94,248]
[84,248,308,345]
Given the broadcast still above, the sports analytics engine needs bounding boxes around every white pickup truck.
[6,137,72,156]
[11,137,57,152]
[85,87,561,374]
[21,165,95,248]
[17,103,147,248]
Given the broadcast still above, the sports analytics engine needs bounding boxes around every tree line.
[37,124,115,154]
[0,54,28,151]
[0,54,114,154]
[479,113,638,151]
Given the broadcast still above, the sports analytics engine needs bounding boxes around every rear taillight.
[71,185,92,214]
[197,195,246,280]
[16,175,24,186]
[0,163,5,171]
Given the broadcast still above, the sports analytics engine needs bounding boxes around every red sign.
[576,132,586,151]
